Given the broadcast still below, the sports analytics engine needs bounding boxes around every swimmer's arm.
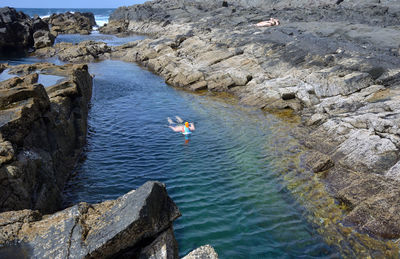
[189,123,195,131]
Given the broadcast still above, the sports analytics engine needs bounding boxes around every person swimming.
[168,117,195,134]
[168,117,195,144]
[183,122,193,135]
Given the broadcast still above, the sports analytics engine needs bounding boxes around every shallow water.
[0,69,66,87]
[55,32,146,46]
[62,60,339,257]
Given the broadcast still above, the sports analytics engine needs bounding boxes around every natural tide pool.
[61,59,340,258]
[1,30,396,256]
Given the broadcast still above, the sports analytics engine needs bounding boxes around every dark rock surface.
[0,62,92,213]
[0,181,181,258]
[44,12,96,35]
[99,0,400,243]
[138,227,179,259]
[0,7,54,53]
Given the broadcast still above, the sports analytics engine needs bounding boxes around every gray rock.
[33,30,55,49]
[46,12,96,35]
[333,129,398,173]
[0,63,92,213]
[183,245,219,259]
[385,161,400,181]
[34,40,111,62]
[0,181,181,258]
[306,113,327,126]
[99,20,129,35]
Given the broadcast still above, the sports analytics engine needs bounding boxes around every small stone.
[183,245,219,259]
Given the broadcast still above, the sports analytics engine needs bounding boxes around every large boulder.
[99,20,129,35]
[0,63,92,213]
[33,30,55,49]
[0,7,34,52]
[0,181,181,258]
[45,12,97,35]
[0,7,54,52]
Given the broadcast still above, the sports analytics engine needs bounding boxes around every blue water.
[0,69,66,87]
[60,60,338,258]
[55,32,146,46]
[0,12,340,257]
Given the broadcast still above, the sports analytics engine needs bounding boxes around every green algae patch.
[263,108,301,124]
[278,151,399,258]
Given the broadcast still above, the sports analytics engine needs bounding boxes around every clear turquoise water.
[61,60,338,258]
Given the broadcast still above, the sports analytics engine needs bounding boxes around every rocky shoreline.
[0,181,217,258]
[1,0,400,256]
[0,62,92,213]
[93,0,400,244]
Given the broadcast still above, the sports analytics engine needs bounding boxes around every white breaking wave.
[95,15,109,27]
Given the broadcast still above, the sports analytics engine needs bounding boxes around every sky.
[1,0,148,8]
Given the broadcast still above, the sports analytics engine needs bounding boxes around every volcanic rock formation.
[0,62,92,213]
[0,7,55,53]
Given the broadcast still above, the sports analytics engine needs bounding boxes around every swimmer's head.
[185,122,189,127]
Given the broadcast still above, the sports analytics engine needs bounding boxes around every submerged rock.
[0,62,92,213]
[0,181,181,258]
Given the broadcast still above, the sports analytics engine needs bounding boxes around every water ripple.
[63,60,338,258]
